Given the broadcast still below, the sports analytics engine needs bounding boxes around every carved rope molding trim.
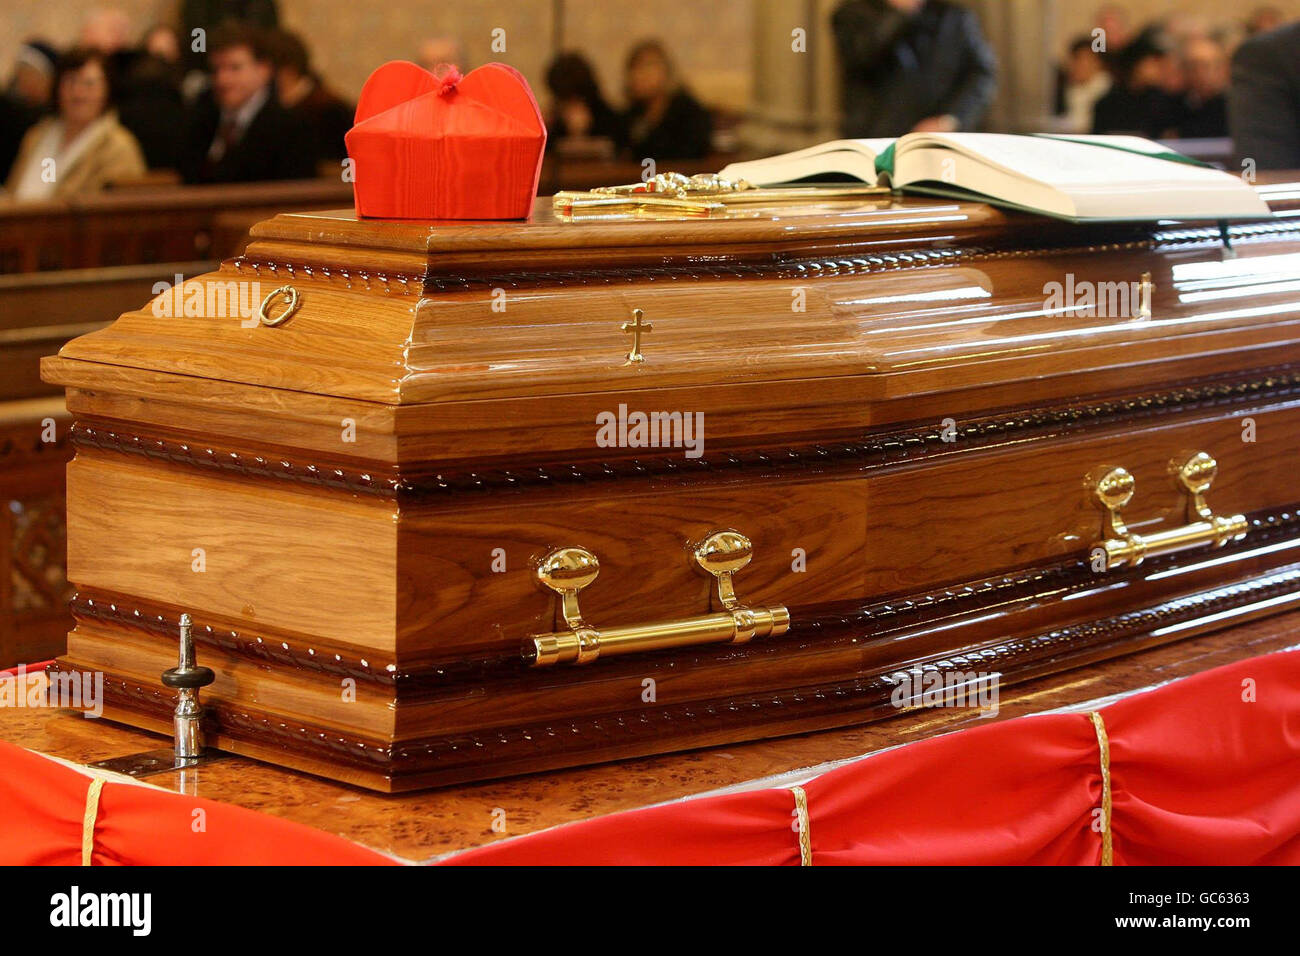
[68,505,1300,694]
[55,561,1300,774]
[227,218,1300,295]
[70,365,1300,497]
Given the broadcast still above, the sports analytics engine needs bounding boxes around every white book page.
[893,147,1076,217]
[1034,134,1177,156]
[719,138,893,185]
[893,133,1271,220]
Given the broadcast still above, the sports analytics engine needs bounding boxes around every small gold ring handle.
[257,285,301,327]
[1091,451,1247,571]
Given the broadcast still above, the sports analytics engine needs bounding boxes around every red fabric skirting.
[1,649,1297,864]
[0,740,394,865]
[443,648,1300,865]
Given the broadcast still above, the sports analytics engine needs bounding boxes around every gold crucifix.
[621,308,652,364]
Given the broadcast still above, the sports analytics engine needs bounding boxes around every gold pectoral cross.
[622,309,652,364]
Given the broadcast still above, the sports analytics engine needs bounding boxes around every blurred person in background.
[1245,6,1285,36]
[75,9,187,170]
[1230,20,1300,169]
[1094,5,1134,57]
[544,52,625,157]
[78,7,133,55]
[144,24,183,65]
[77,5,138,100]
[267,29,352,164]
[4,39,57,111]
[831,0,997,137]
[4,48,145,200]
[622,40,712,160]
[0,40,58,181]
[180,23,313,183]
[1174,35,1229,138]
[1054,36,1111,133]
[1162,12,1212,47]
[1092,26,1182,137]
[117,24,187,171]
[181,0,280,74]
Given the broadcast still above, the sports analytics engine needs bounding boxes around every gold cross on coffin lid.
[622,308,652,364]
[553,171,889,218]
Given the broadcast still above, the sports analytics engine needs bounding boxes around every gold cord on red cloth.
[790,785,812,866]
[1088,711,1113,866]
[82,777,104,866]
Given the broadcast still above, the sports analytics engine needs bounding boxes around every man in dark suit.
[1230,21,1300,171]
[180,23,314,183]
[831,0,997,138]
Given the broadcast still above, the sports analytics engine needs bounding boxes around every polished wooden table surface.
[4,612,1297,863]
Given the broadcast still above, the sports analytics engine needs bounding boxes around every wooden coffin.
[40,183,1300,791]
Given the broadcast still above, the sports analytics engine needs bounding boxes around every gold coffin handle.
[1091,451,1248,571]
[527,530,791,667]
[257,284,301,327]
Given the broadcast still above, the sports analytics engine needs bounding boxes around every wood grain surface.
[57,397,1300,660]
[36,181,1300,787]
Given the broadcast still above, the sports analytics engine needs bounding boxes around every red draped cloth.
[443,648,1300,865]
[1,649,1297,865]
[0,736,393,865]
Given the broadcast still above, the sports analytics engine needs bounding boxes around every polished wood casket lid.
[43,185,1300,464]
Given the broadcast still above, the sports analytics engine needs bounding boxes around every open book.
[717,133,1272,222]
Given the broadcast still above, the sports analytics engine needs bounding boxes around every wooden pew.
[0,169,741,275]
[0,179,353,274]
[0,262,212,400]
[0,199,75,273]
